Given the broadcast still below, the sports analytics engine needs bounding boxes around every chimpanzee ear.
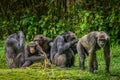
[94,33,100,40]
[106,36,110,41]
[94,33,99,40]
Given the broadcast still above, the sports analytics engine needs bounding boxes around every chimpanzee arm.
[88,37,97,54]
[36,45,44,55]
[44,37,52,42]
[25,46,45,62]
[44,37,53,47]
[24,46,29,60]
[18,31,25,52]
[87,36,97,73]
[57,36,78,55]
[26,56,45,62]
[71,44,77,54]
[104,40,110,73]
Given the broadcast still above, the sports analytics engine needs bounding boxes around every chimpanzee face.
[97,36,107,48]
[67,32,76,42]
[39,36,44,45]
[30,46,36,54]
[29,41,37,54]
[34,35,44,45]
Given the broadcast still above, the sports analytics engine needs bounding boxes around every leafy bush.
[0,0,120,45]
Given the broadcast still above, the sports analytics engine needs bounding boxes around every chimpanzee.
[4,31,25,68]
[71,44,77,54]
[77,31,110,73]
[21,41,47,68]
[50,31,78,68]
[33,35,53,59]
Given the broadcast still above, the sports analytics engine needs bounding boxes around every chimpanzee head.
[97,31,109,48]
[28,41,37,54]
[34,35,44,46]
[62,31,76,42]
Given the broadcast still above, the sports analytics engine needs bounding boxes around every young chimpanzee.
[21,41,46,68]
[50,31,78,68]
[5,31,25,68]
[33,35,53,60]
[77,31,110,73]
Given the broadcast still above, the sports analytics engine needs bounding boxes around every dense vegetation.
[0,0,120,45]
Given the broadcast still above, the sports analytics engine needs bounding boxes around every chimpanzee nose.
[31,50,35,53]
[101,43,105,47]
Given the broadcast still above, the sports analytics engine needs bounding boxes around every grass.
[0,41,120,80]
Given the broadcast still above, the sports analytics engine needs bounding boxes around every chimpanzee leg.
[94,53,98,70]
[54,54,66,68]
[5,53,16,68]
[67,49,74,67]
[104,49,110,73]
[71,55,75,67]
[5,47,17,68]
[77,43,85,70]
[89,52,95,73]
[15,52,25,68]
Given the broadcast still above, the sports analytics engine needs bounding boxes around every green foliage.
[0,0,120,44]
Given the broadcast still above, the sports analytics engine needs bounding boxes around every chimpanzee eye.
[40,36,43,39]
[99,38,105,41]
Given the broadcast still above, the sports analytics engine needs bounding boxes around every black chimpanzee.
[77,31,110,73]
[33,34,53,60]
[21,41,47,68]
[5,31,25,68]
[50,31,78,68]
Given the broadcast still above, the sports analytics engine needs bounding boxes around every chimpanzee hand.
[71,39,79,45]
